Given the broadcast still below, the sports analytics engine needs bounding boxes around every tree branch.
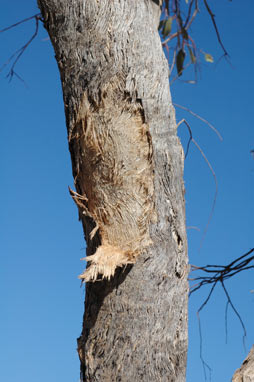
[0,13,41,82]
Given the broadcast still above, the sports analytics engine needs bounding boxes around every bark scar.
[70,79,155,282]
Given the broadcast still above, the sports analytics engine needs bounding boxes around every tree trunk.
[37,1,188,381]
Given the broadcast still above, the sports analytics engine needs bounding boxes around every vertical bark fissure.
[38,0,188,380]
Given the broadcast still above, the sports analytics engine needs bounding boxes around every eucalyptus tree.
[37,1,188,381]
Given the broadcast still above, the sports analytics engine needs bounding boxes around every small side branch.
[190,248,254,294]
[160,0,230,78]
[221,280,247,350]
[0,13,41,82]
[174,102,223,141]
[0,13,41,33]
[203,0,229,57]
[177,118,218,247]
[190,248,254,349]
[190,249,253,377]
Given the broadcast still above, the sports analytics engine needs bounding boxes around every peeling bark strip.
[38,0,188,381]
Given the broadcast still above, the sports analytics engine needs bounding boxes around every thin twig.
[203,0,229,57]
[197,314,212,381]
[170,60,193,84]
[0,14,41,82]
[221,280,247,350]
[192,137,218,250]
[162,31,179,46]
[186,5,199,31]
[176,118,192,158]
[190,249,254,294]
[177,119,218,248]
[225,300,229,344]
[169,46,177,76]
[184,0,195,28]
[174,102,223,141]
[197,283,216,381]
[187,226,200,231]
[0,13,41,33]
[190,249,253,377]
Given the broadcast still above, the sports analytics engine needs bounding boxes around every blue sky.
[1,1,253,381]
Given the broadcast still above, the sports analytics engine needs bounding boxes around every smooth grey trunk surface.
[37,1,189,381]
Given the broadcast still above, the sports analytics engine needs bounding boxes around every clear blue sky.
[1,2,253,381]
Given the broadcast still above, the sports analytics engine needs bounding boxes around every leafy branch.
[160,0,230,77]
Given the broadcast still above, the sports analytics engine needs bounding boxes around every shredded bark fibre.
[69,78,155,282]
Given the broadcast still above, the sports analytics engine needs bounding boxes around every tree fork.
[37,0,188,380]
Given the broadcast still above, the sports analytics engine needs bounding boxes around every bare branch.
[0,13,41,82]
[186,1,199,30]
[225,300,229,344]
[174,102,223,141]
[0,13,41,33]
[170,60,194,84]
[221,280,247,350]
[203,0,229,57]
[187,226,200,231]
[162,31,179,46]
[192,137,218,250]
[191,249,253,375]
[176,118,192,158]
[169,46,177,77]
[177,118,218,248]
[184,0,196,28]
[197,284,216,381]
[197,313,212,381]
[190,248,254,294]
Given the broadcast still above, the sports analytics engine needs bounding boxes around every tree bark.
[232,346,254,382]
[37,0,188,381]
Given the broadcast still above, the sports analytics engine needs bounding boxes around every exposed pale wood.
[37,0,188,380]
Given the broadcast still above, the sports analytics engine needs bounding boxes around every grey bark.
[232,346,254,382]
[37,0,188,381]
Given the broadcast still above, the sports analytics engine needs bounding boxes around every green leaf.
[176,49,186,76]
[162,17,173,38]
[188,46,196,63]
[204,53,214,63]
